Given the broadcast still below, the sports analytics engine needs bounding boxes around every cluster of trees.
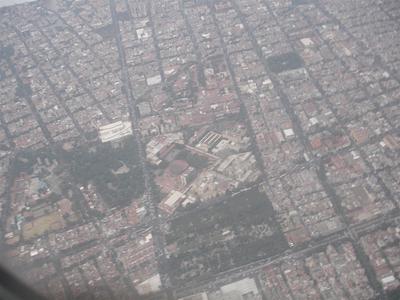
[0,45,14,60]
[67,139,145,207]
[166,188,288,281]
[266,51,304,74]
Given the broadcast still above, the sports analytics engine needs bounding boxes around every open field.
[22,211,65,240]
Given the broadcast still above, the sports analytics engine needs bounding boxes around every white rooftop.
[99,121,133,143]
[0,0,35,8]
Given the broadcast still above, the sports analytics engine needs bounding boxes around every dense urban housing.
[0,0,400,299]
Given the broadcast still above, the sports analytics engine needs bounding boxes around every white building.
[99,121,133,143]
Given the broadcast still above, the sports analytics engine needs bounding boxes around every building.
[98,121,133,143]
[196,131,223,151]
[178,293,208,300]
[135,274,162,295]
[158,190,186,215]
[209,278,262,300]
[180,166,196,186]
